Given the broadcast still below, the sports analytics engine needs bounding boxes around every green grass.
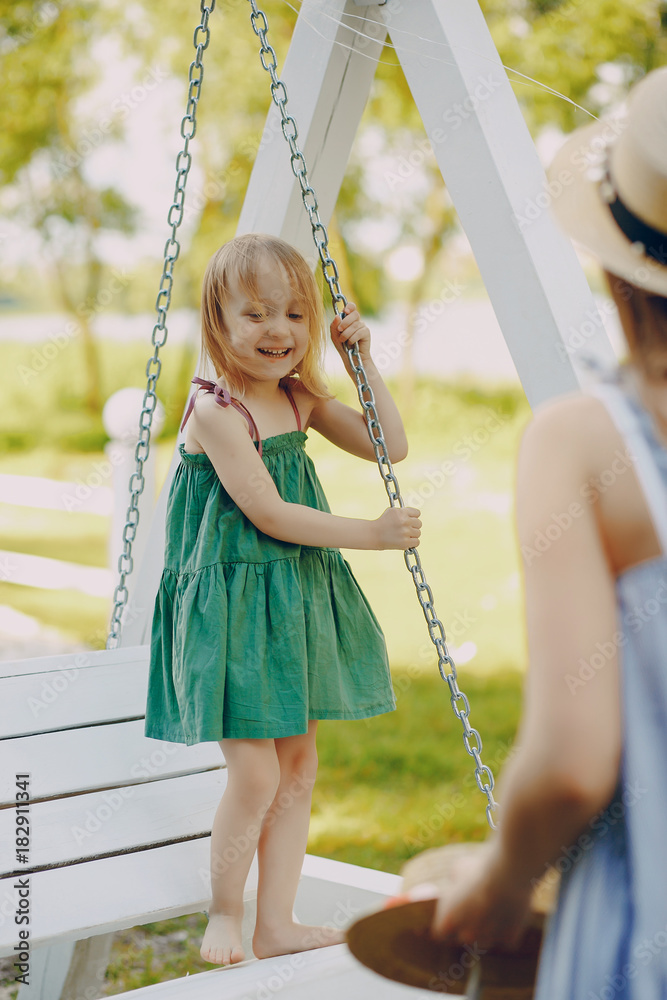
[310,669,521,868]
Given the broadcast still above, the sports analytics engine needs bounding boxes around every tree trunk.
[52,256,103,414]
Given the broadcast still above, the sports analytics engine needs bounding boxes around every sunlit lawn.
[0,342,531,994]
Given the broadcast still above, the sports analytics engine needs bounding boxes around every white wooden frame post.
[124,0,614,638]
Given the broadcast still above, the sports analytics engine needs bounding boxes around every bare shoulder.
[522,390,612,469]
[185,389,252,453]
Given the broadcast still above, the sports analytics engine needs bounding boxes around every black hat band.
[603,171,667,266]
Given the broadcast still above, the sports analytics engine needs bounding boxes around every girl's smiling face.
[223,259,310,383]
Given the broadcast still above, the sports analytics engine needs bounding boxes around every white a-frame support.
[122,0,615,646]
[239,0,616,405]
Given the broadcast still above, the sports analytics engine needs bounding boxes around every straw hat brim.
[547,118,667,296]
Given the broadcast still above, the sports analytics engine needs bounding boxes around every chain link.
[248,0,497,828]
[106,1,216,649]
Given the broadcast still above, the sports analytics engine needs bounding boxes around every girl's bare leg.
[201,738,280,965]
[252,722,345,958]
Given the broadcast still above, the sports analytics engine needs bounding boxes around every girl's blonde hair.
[200,233,332,399]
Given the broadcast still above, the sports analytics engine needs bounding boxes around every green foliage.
[3,0,666,329]
[0,1,97,183]
[0,338,193,452]
[483,0,667,131]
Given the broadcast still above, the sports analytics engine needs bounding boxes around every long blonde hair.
[200,233,332,399]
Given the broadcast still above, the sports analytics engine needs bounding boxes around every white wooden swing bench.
[0,645,401,1000]
[1,0,618,996]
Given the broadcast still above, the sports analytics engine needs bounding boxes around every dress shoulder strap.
[181,378,263,457]
[282,379,302,431]
[586,381,667,554]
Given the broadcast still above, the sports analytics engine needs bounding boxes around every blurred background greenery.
[1,0,666,992]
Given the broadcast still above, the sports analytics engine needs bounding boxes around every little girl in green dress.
[144,232,421,965]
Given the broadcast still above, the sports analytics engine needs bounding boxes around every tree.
[1,0,136,413]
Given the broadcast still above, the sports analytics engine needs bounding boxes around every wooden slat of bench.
[0,645,147,679]
[0,655,150,738]
[0,838,222,955]
[97,945,431,999]
[0,849,397,958]
[0,721,223,806]
[0,770,227,877]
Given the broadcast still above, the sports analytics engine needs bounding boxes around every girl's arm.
[430,395,622,947]
[307,304,409,463]
[189,393,421,551]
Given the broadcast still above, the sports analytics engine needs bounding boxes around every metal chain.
[249,0,497,828]
[106,1,216,649]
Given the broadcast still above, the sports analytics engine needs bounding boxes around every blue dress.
[534,364,667,1000]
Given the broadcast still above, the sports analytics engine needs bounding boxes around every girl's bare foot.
[200,910,245,965]
[253,921,345,960]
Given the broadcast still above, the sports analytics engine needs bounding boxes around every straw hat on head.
[547,66,667,296]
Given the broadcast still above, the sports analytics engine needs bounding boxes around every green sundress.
[144,379,396,744]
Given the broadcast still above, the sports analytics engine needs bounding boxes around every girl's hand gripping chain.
[330,302,420,549]
[331,302,421,550]
[375,506,422,550]
[331,302,372,366]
